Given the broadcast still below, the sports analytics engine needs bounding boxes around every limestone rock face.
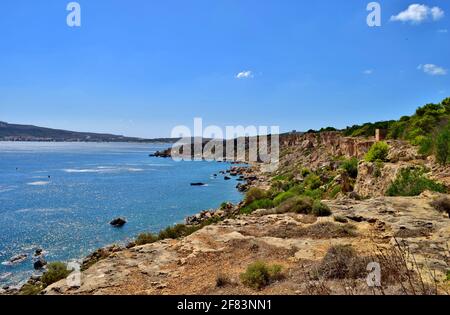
[280,132,376,173]
[354,162,403,198]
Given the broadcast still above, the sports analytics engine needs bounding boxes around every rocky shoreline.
[1,162,263,295]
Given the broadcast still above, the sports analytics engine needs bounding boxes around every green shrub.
[302,188,324,200]
[386,168,447,196]
[311,200,332,217]
[276,196,314,214]
[272,173,293,181]
[418,136,434,156]
[41,262,73,287]
[220,202,230,210]
[365,142,389,162]
[446,270,450,282]
[135,216,222,245]
[304,174,322,190]
[240,198,274,215]
[19,283,44,295]
[240,261,283,290]
[436,125,450,165]
[328,185,342,199]
[244,188,268,205]
[273,191,296,206]
[288,184,305,195]
[135,232,158,245]
[158,223,204,240]
[340,157,359,178]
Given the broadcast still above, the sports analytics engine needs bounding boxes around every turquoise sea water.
[0,142,243,287]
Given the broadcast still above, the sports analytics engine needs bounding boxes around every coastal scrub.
[240,261,283,290]
[386,168,447,196]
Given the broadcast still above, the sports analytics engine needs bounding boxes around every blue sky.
[0,0,449,138]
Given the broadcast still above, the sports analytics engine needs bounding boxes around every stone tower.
[375,129,386,142]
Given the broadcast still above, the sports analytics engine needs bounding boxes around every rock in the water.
[190,183,206,186]
[33,258,47,270]
[34,248,43,257]
[224,176,231,180]
[110,218,127,227]
[7,254,28,265]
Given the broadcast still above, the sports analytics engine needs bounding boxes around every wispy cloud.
[418,64,447,76]
[391,4,445,24]
[437,29,448,33]
[363,69,374,75]
[235,70,254,79]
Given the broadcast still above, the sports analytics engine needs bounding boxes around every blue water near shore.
[0,142,244,287]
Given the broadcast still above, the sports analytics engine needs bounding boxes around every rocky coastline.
[1,161,262,295]
[3,131,450,295]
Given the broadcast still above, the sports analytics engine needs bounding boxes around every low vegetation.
[365,141,389,162]
[215,274,231,288]
[135,232,159,246]
[340,157,359,178]
[240,198,274,215]
[311,200,332,217]
[386,167,447,197]
[21,261,74,295]
[240,168,340,216]
[244,187,269,205]
[435,124,450,165]
[135,216,222,246]
[240,261,283,290]
[276,196,314,214]
[41,262,73,287]
[316,245,367,280]
[19,283,45,295]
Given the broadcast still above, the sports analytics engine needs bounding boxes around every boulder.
[224,176,231,180]
[7,254,27,265]
[190,183,206,186]
[110,218,127,227]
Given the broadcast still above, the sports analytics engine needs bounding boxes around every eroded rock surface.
[43,194,449,295]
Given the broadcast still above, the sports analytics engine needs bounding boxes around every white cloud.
[431,6,445,20]
[363,69,374,75]
[418,64,447,76]
[235,70,254,79]
[391,4,445,24]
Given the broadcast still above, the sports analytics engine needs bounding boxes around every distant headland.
[0,121,179,143]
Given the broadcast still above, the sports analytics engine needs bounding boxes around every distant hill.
[0,121,178,143]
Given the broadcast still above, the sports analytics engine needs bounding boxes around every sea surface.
[0,142,244,287]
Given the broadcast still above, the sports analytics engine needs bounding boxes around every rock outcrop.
[42,194,449,295]
[110,218,127,228]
